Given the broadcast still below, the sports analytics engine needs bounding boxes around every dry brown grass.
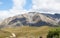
[1,26,52,38]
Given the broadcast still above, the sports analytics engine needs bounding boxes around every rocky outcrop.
[0,12,60,28]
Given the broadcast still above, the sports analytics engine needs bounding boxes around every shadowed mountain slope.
[0,12,60,28]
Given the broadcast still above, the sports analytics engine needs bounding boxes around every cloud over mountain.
[0,0,60,20]
[0,0,27,20]
[32,0,60,13]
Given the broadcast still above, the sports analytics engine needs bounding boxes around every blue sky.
[0,0,13,10]
[0,0,60,13]
[0,0,32,11]
[23,0,32,10]
[0,0,60,20]
[0,0,33,20]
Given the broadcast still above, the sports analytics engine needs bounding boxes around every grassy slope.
[0,30,11,38]
[1,26,54,38]
[0,26,59,38]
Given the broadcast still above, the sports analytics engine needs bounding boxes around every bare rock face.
[0,12,60,28]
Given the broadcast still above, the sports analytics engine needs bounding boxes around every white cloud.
[1,0,60,20]
[9,0,27,15]
[0,0,27,20]
[12,0,26,10]
[32,0,60,13]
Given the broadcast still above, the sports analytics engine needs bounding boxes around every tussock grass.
[1,26,51,38]
[0,30,11,38]
[0,26,59,38]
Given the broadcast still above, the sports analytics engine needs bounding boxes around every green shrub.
[47,29,60,38]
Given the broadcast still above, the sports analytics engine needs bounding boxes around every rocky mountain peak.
[0,12,60,28]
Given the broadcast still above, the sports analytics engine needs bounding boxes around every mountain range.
[0,12,60,28]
